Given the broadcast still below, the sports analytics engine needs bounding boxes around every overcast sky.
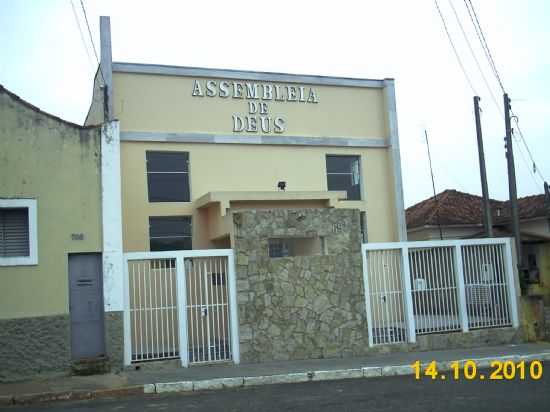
[1,0,548,207]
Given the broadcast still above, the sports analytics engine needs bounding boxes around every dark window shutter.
[1,209,30,257]
[146,151,190,202]
[149,216,192,252]
[326,155,362,200]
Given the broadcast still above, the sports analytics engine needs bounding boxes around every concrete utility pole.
[473,96,493,237]
[100,16,113,122]
[503,93,522,268]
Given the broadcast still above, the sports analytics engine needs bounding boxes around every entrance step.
[71,356,110,376]
[126,358,182,372]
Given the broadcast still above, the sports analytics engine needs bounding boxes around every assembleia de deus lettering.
[191,79,319,134]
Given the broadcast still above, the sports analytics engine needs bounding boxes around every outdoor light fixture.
[278,181,286,191]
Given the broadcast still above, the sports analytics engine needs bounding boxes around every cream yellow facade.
[112,72,387,139]
[106,68,404,252]
[120,140,398,251]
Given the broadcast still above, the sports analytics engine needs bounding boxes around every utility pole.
[425,129,443,240]
[503,93,522,268]
[473,96,493,237]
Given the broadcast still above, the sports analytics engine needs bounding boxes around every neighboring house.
[407,189,550,301]
[0,85,109,381]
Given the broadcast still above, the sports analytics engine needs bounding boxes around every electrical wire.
[462,0,547,185]
[79,0,106,84]
[511,116,546,183]
[70,0,96,74]
[513,131,543,191]
[464,0,506,93]
[434,0,478,95]
[447,0,503,116]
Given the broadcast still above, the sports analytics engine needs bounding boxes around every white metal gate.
[362,238,519,346]
[185,256,232,364]
[361,248,409,345]
[123,249,239,367]
[126,257,179,362]
[409,247,461,335]
[462,243,513,329]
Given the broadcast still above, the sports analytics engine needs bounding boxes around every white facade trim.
[383,79,407,241]
[101,121,124,312]
[120,131,389,148]
[0,198,38,266]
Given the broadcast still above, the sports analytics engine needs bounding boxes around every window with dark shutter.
[146,151,190,202]
[0,208,30,257]
[149,216,192,251]
[326,155,362,200]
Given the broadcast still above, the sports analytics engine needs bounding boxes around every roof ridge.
[425,190,452,226]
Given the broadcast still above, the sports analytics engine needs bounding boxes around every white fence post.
[401,246,416,343]
[453,245,470,333]
[176,254,189,367]
[503,238,520,328]
[122,255,132,366]
[227,250,240,364]
[361,244,374,347]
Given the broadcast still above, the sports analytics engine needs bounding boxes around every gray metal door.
[69,253,105,359]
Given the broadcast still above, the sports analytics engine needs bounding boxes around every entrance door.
[69,253,105,359]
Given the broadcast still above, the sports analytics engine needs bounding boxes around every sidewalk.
[2,342,550,406]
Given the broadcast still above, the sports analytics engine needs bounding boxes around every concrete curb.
[3,385,148,407]
[3,352,550,406]
[151,351,550,394]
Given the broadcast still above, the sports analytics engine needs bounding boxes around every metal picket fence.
[123,249,240,367]
[362,238,519,346]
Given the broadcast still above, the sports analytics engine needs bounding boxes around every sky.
[1,0,548,207]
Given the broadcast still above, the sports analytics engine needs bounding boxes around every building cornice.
[112,62,387,89]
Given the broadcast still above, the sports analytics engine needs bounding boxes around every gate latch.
[201,307,208,316]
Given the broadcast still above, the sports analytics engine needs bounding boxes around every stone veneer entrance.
[233,208,369,362]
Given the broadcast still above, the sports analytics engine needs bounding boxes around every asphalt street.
[4,365,549,412]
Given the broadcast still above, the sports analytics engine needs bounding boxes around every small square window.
[268,237,325,258]
[0,199,38,266]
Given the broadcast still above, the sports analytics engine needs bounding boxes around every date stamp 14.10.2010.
[411,359,543,381]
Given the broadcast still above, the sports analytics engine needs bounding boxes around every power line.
[513,131,543,190]
[512,116,546,183]
[447,0,503,117]
[434,0,478,95]
[464,0,506,93]
[461,0,547,186]
[79,0,105,84]
[70,0,95,74]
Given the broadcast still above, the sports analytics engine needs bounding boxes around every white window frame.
[0,198,38,266]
